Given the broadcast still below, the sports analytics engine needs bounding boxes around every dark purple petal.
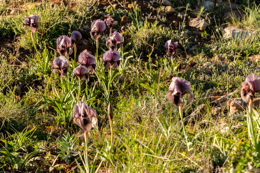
[23,15,39,33]
[78,50,96,67]
[73,65,89,81]
[71,31,82,43]
[103,50,120,62]
[52,56,69,77]
[91,19,106,33]
[56,35,72,56]
[111,32,123,44]
[166,90,184,106]
[73,101,98,132]
[241,88,253,103]
[169,77,191,95]
[104,18,114,27]
[244,73,260,92]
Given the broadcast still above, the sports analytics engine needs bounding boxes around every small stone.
[224,26,253,40]
[189,46,197,52]
[112,21,118,26]
[202,1,214,11]
[112,3,118,9]
[165,6,175,14]
[248,55,260,62]
[172,20,178,26]
[127,4,133,9]
[212,107,221,116]
[10,8,19,15]
[162,0,172,6]
[121,16,129,25]
[203,62,213,67]
[228,98,245,115]
[189,17,209,30]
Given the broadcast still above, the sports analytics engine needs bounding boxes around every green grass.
[0,0,260,172]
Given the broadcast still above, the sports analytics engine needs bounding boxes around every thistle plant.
[241,73,260,113]
[166,77,193,151]
[73,65,89,99]
[104,17,115,36]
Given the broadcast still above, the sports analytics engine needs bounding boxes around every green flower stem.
[96,35,100,62]
[78,78,81,100]
[249,96,253,114]
[109,66,113,150]
[110,27,113,36]
[84,131,89,169]
[31,32,38,53]
[179,105,190,151]
[108,101,113,150]
[74,44,77,63]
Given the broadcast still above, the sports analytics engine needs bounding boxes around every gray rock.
[189,17,209,30]
[203,62,213,67]
[165,6,175,14]
[202,1,214,11]
[224,26,254,40]
[162,0,172,6]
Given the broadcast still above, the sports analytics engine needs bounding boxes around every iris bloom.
[166,77,193,106]
[52,56,69,77]
[166,77,193,150]
[23,15,39,33]
[71,31,82,46]
[90,19,106,39]
[241,73,260,113]
[73,65,89,82]
[78,50,96,74]
[104,18,114,28]
[56,35,73,57]
[104,18,114,35]
[103,50,121,69]
[106,32,124,51]
[73,101,98,132]
[165,40,180,55]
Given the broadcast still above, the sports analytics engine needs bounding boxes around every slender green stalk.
[249,96,253,114]
[96,35,100,62]
[78,78,81,100]
[108,65,113,150]
[61,76,64,97]
[31,32,38,53]
[108,101,113,150]
[84,131,89,170]
[74,44,77,63]
[179,105,190,151]
[110,27,113,36]
[171,55,173,65]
